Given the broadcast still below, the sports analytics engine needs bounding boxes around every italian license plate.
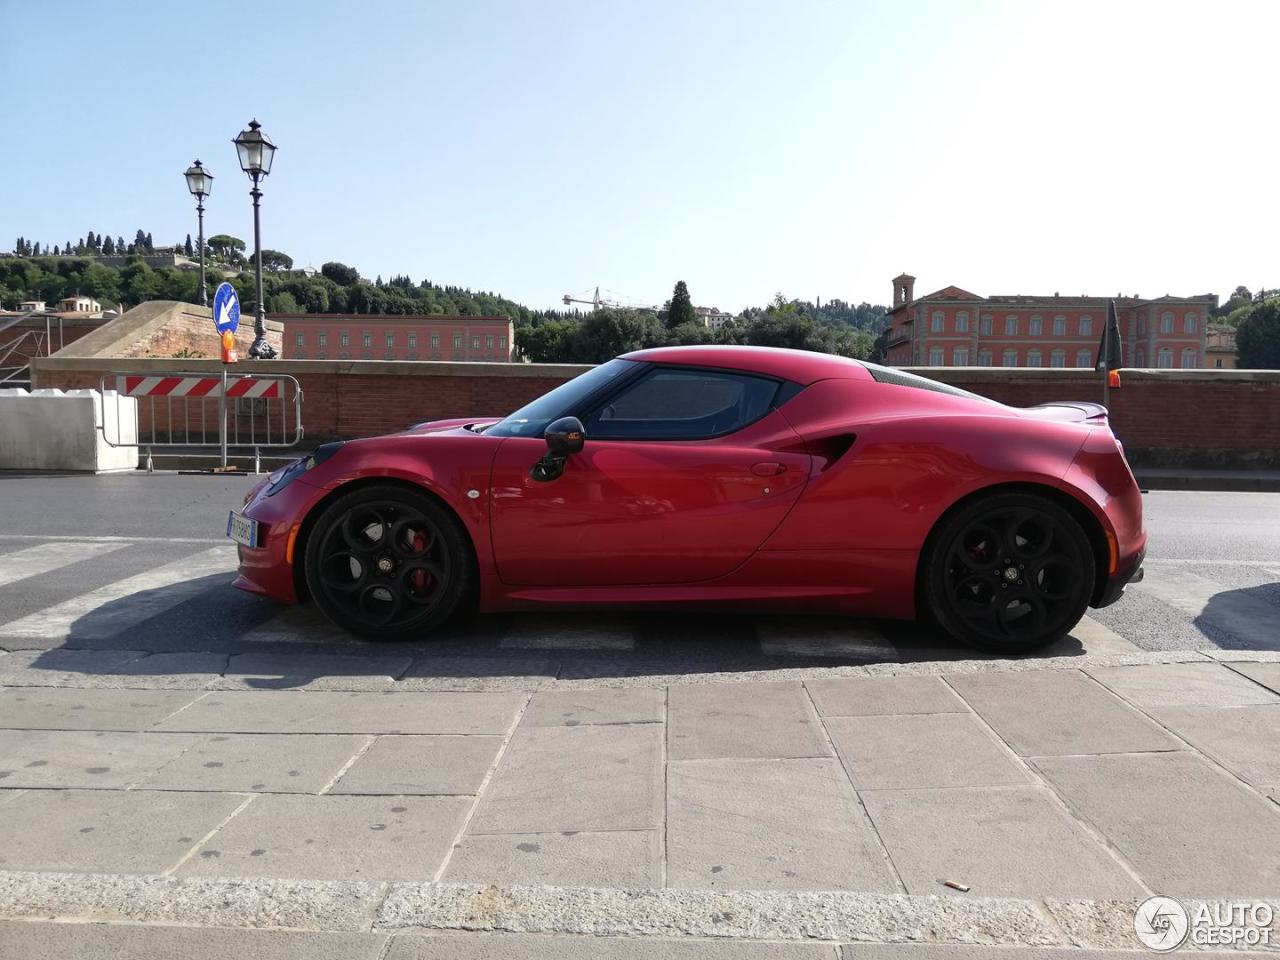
[226,510,259,548]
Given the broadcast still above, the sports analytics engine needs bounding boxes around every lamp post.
[232,119,278,359]
[183,160,213,307]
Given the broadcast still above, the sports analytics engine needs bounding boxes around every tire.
[921,491,1095,654]
[303,484,473,641]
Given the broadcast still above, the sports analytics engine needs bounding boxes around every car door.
[488,365,812,586]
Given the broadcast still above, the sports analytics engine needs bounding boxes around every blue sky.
[1,0,1274,311]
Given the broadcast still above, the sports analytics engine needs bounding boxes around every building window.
[407,351,418,360]
[294,332,304,347]
[978,349,993,367]
[340,332,349,347]
[1136,346,1146,366]
[339,351,350,360]
[486,334,494,348]
[1002,349,1017,367]
[318,332,327,347]
[453,334,463,349]
[1004,316,1018,336]
[1027,349,1042,367]
[931,311,944,333]
[1139,315,1147,335]
[1158,347,1173,368]
[1029,315,1043,336]
[1215,358,1223,368]
[953,346,969,365]
[498,336,506,349]
[316,351,327,359]
[295,351,307,359]
[1184,312,1197,334]
[980,315,993,336]
[955,311,969,333]
[430,333,440,349]
[1050,349,1066,368]
[1181,348,1197,368]
[408,333,417,348]
[1052,316,1066,336]
[928,347,944,366]
[1080,316,1093,336]
[1076,349,1092,367]
[472,335,481,349]
[363,332,372,348]
[385,332,395,348]
[1160,312,1174,334]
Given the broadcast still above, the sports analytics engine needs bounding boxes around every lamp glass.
[184,162,212,197]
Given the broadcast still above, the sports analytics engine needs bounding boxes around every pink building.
[279,314,515,362]
[884,274,1216,369]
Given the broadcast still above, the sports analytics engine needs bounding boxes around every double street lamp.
[233,119,278,359]
[183,160,213,307]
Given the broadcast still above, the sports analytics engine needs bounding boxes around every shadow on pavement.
[1194,581,1280,650]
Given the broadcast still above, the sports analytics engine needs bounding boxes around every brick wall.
[29,358,1280,469]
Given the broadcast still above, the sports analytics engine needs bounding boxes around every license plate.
[226,510,259,548]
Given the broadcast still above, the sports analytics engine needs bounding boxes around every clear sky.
[1,0,1274,312]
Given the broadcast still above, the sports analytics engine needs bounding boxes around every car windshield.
[486,358,638,438]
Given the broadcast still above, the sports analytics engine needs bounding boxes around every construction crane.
[562,286,658,312]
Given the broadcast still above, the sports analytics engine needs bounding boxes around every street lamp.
[232,119,278,359]
[183,160,213,307]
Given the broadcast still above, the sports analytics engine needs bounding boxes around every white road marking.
[1064,614,1142,655]
[0,547,237,641]
[500,617,635,650]
[0,534,227,545]
[241,605,356,645]
[0,541,131,588]
[759,620,893,658]
[1133,567,1280,647]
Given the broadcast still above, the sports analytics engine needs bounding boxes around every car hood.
[406,416,503,435]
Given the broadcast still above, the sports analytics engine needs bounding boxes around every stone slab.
[1150,704,1280,787]
[217,652,413,691]
[1086,662,1280,707]
[841,948,1249,959]
[668,681,828,760]
[806,676,966,718]
[0,920,388,960]
[1228,661,1280,696]
[667,757,897,892]
[153,690,523,734]
[0,789,245,873]
[824,714,1029,790]
[176,794,472,881]
[387,931,839,958]
[444,829,661,888]
[946,669,1177,756]
[523,687,664,726]
[1035,751,1280,896]
[0,729,198,789]
[398,656,560,691]
[0,687,201,731]
[468,723,662,834]
[861,786,1142,899]
[136,733,367,793]
[330,735,502,795]
[0,648,150,686]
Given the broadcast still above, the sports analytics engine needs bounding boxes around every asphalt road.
[0,472,1276,662]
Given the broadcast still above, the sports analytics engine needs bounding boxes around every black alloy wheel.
[923,492,1095,653]
[304,485,472,640]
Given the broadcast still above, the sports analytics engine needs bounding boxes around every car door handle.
[751,461,787,477]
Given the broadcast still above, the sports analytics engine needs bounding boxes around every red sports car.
[228,345,1145,653]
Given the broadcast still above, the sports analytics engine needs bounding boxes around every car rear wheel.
[304,484,472,640]
[922,492,1095,654]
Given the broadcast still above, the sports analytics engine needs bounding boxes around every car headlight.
[265,441,345,496]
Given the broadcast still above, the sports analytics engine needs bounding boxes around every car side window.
[583,367,780,440]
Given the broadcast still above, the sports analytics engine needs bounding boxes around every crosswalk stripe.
[758,620,893,658]
[500,616,635,650]
[1066,614,1142,655]
[1133,568,1280,647]
[0,547,236,641]
[0,541,131,588]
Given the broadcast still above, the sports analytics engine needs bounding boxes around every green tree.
[517,319,577,362]
[564,308,665,362]
[1236,299,1280,369]
[261,249,293,272]
[183,234,193,257]
[207,235,246,262]
[321,261,360,285]
[665,280,696,329]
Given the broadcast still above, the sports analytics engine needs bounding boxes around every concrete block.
[0,687,202,731]
[1150,704,1280,787]
[523,688,664,726]
[218,652,413,691]
[177,794,472,881]
[0,388,137,472]
[825,714,1029,790]
[468,724,662,834]
[667,681,829,760]
[1087,662,1280,707]
[330,735,503,795]
[1227,661,1280,697]
[806,676,966,717]
[946,669,1177,756]
[154,690,523,734]
[0,729,198,789]
[0,788,245,873]
[444,830,661,888]
[1034,751,1280,896]
[136,733,367,793]
[667,757,897,892]
[861,786,1142,898]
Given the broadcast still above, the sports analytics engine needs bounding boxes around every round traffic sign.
[213,282,240,334]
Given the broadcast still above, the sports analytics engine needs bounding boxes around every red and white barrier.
[115,375,282,399]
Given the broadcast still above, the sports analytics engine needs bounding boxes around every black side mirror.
[532,417,585,482]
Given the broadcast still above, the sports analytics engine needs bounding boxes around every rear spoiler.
[1021,401,1109,423]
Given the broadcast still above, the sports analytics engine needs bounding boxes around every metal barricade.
[99,371,304,473]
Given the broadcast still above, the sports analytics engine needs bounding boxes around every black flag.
[1096,299,1123,372]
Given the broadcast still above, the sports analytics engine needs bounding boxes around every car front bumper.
[1094,545,1145,609]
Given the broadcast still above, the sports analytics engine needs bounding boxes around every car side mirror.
[531,417,585,482]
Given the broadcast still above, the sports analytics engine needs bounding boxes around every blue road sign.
[213,282,240,334]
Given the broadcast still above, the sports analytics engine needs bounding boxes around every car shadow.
[1193,582,1280,651]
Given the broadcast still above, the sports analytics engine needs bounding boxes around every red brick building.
[279,314,514,362]
[883,274,1216,369]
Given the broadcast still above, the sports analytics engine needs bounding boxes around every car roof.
[620,345,872,385]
